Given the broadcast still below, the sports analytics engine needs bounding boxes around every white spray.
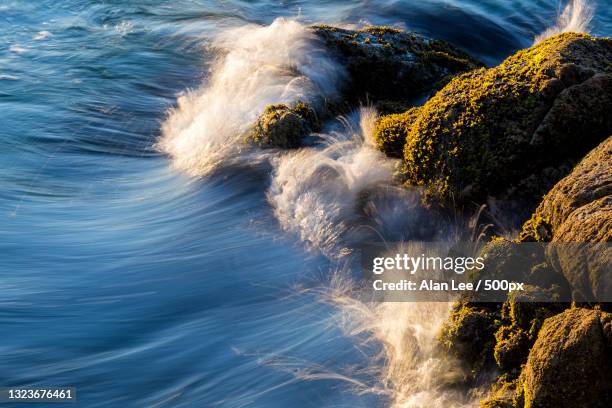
[331,296,474,408]
[268,107,395,258]
[162,18,480,406]
[159,18,344,176]
[268,108,477,406]
[535,0,595,43]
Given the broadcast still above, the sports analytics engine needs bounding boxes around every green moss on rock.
[480,374,520,408]
[438,301,499,376]
[246,102,318,148]
[518,137,611,301]
[493,287,566,373]
[373,107,420,158]
[520,136,612,243]
[388,32,612,206]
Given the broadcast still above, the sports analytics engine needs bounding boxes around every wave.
[267,107,397,258]
[161,18,481,407]
[159,18,344,176]
[535,0,595,43]
[267,107,477,406]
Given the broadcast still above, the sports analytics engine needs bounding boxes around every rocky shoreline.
[246,25,612,407]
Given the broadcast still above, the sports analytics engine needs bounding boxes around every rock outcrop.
[520,136,612,243]
[438,301,499,376]
[373,107,420,158]
[247,25,481,149]
[374,33,612,207]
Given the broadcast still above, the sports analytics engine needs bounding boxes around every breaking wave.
[160,17,491,408]
[267,107,477,406]
[267,107,396,258]
[159,18,344,176]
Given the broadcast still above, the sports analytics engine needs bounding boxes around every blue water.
[1,1,611,407]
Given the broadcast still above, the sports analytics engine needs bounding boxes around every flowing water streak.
[534,0,595,43]
[159,18,344,176]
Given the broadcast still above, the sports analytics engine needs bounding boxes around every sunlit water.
[1,1,610,407]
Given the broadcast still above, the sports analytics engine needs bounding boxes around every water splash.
[267,107,396,258]
[159,18,344,176]
[535,0,595,43]
[267,108,477,405]
[337,301,474,408]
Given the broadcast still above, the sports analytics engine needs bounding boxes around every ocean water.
[1,1,610,407]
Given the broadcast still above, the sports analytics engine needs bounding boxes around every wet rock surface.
[311,25,481,103]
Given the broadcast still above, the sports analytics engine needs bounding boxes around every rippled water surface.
[1,1,610,407]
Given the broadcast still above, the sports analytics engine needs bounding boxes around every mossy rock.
[311,25,481,103]
[494,325,530,373]
[388,32,612,207]
[246,102,318,148]
[480,399,515,408]
[522,308,612,408]
[438,301,499,376]
[493,287,567,373]
[601,311,612,348]
[373,107,420,158]
[480,375,520,408]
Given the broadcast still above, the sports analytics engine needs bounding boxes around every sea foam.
[159,18,344,176]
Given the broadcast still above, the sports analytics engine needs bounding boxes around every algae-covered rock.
[480,398,515,408]
[522,308,612,408]
[246,102,318,148]
[387,32,612,205]
[493,287,567,373]
[373,107,420,158]
[480,375,520,408]
[438,301,498,375]
[494,325,531,373]
[311,25,481,103]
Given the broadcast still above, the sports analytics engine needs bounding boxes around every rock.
[480,398,515,408]
[552,196,612,242]
[493,287,566,373]
[480,375,521,408]
[494,325,531,373]
[522,308,612,408]
[311,25,481,103]
[247,25,480,150]
[438,301,498,375]
[519,137,611,301]
[469,238,568,297]
[245,102,318,148]
[520,136,612,242]
[602,312,612,348]
[378,32,612,206]
[374,107,420,158]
